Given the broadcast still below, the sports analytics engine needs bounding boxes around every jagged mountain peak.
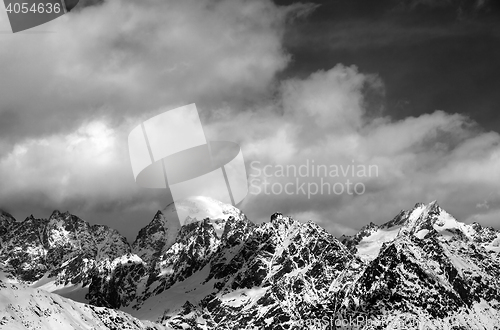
[261,213,351,258]
[344,227,500,327]
[270,211,284,221]
[131,209,181,265]
[47,211,93,237]
[267,212,327,235]
[0,210,16,236]
[3,201,500,329]
[269,212,296,229]
[0,210,131,286]
[341,200,500,263]
[399,200,444,234]
[340,201,450,261]
[0,209,15,222]
[397,201,480,244]
[346,233,468,319]
[163,213,361,329]
[48,210,79,225]
[25,214,41,221]
[414,201,426,208]
[380,201,441,229]
[166,196,245,226]
[140,209,176,235]
[49,209,71,218]
[132,197,248,265]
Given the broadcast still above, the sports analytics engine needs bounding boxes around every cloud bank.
[1,0,499,239]
[206,64,500,234]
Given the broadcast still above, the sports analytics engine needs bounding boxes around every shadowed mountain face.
[0,211,15,237]
[1,198,500,329]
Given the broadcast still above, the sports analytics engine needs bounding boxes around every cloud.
[0,0,315,237]
[405,0,490,9]
[0,0,313,144]
[1,0,500,239]
[0,119,158,213]
[204,64,500,235]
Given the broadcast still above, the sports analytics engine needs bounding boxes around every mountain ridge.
[2,199,500,329]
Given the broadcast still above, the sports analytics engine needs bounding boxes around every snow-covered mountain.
[340,201,500,261]
[0,270,167,330]
[2,199,500,329]
[0,211,15,238]
[0,210,131,304]
[0,197,245,304]
[132,196,245,264]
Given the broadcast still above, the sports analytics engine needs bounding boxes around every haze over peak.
[164,196,245,226]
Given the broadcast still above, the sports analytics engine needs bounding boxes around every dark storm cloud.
[0,0,314,147]
[277,0,500,132]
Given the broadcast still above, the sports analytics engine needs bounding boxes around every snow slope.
[0,278,168,330]
[341,201,500,261]
[3,199,500,330]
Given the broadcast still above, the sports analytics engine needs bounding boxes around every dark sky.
[276,0,500,131]
[1,0,500,242]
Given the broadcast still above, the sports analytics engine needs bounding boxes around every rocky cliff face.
[0,211,15,238]
[0,210,130,288]
[2,199,500,329]
[159,202,500,329]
